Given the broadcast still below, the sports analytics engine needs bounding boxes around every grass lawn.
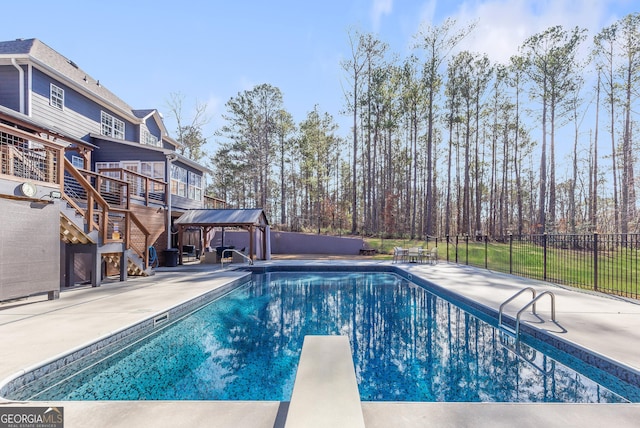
[363,236,638,298]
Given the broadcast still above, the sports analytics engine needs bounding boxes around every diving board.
[285,335,365,428]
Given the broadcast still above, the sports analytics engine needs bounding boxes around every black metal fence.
[433,234,640,300]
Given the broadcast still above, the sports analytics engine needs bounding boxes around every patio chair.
[407,247,422,263]
[424,247,438,265]
[392,247,406,263]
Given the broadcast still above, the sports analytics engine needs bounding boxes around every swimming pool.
[4,271,639,402]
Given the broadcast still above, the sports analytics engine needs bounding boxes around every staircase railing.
[63,157,112,240]
[111,207,151,268]
[62,158,151,269]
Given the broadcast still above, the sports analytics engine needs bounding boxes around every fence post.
[593,232,598,292]
[509,233,513,274]
[484,235,488,269]
[455,235,459,264]
[465,234,469,265]
[446,235,449,263]
[543,233,548,281]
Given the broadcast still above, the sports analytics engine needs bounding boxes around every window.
[142,161,166,194]
[101,111,125,139]
[95,161,121,193]
[141,161,165,180]
[71,155,84,169]
[188,171,202,201]
[141,128,160,147]
[171,165,187,197]
[50,84,64,109]
[95,161,120,176]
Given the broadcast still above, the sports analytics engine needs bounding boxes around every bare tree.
[165,92,211,161]
[520,25,586,233]
[593,23,620,233]
[341,28,367,234]
[618,13,640,235]
[414,18,475,237]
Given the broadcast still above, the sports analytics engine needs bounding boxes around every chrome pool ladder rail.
[498,287,537,330]
[498,287,557,338]
[514,291,556,338]
[221,248,254,268]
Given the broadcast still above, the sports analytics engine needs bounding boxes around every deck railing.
[204,194,227,209]
[65,165,130,211]
[0,123,64,186]
[97,167,166,206]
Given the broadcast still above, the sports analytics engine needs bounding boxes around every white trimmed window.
[141,161,165,180]
[95,161,121,192]
[71,155,84,169]
[50,84,64,109]
[171,165,187,197]
[95,161,120,178]
[101,111,125,139]
[188,171,202,201]
[141,129,160,147]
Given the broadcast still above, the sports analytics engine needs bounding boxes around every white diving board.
[285,335,365,428]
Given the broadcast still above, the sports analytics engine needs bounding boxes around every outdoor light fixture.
[48,190,62,199]
[38,190,63,202]
[20,182,37,197]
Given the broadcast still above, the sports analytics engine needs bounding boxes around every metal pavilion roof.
[174,208,269,228]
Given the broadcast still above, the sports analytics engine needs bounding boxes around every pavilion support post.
[203,226,213,252]
[178,225,184,265]
[249,225,255,260]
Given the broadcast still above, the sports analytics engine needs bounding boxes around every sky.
[1,0,637,156]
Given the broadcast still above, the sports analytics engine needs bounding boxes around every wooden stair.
[61,213,148,277]
[103,253,149,277]
[60,213,95,244]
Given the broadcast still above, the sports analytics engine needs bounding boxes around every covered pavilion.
[173,208,269,264]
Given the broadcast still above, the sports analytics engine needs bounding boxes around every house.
[0,38,220,300]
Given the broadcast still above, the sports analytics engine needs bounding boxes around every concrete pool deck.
[1,260,639,427]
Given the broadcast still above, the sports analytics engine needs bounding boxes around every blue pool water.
[8,272,639,402]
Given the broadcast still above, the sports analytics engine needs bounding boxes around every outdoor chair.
[392,247,408,263]
[424,247,438,264]
[407,247,422,263]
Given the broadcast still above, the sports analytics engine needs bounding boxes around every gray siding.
[145,118,161,138]
[0,197,60,301]
[31,69,100,139]
[90,139,167,164]
[0,65,21,111]
[31,69,136,142]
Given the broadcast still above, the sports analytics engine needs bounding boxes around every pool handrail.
[221,248,253,267]
[515,291,556,337]
[498,287,537,329]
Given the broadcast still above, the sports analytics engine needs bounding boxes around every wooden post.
[178,225,184,265]
[249,225,255,260]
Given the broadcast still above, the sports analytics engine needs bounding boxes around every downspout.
[165,153,177,249]
[10,58,25,113]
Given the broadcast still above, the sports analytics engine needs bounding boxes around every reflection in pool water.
[12,272,633,402]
